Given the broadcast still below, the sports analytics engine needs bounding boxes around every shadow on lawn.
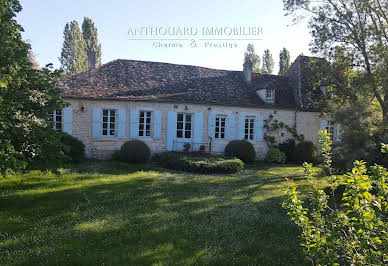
[0,162,310,265]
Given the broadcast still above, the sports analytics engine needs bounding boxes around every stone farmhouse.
[55,55,340,159]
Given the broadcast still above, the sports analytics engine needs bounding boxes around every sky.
[17,0,312,73]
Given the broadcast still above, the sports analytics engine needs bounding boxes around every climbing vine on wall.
[263,115,304,147]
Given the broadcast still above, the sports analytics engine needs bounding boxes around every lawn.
[0,160,328,265]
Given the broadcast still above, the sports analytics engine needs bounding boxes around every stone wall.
[64,98,322,159]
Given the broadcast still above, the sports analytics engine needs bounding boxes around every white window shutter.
[92,108,102,138]
[208,113,215,138]
[130,110,139,138]
[335,124,342,142]
[154,110,162,139]
[256,115,264,141]
[63,107,72,135]
[117,109,126,138]
[227,114,235,140]
[166,111,177,151]
[194,112,203,144]
[320,120,327,132]
[237,114,245,140]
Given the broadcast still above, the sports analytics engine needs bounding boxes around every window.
[139,111,152,137]
[177,113,192,138]
[244,116,255,140]
[215,114,226,139]
[48,109,62,131]
[326,120,335,140]
[102,109,116,136]
[266,88,274,100]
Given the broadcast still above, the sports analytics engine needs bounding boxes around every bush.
[60,133,85,163]
[276,139,296,162]
[155,152,245,174]
[292,141,318,164]
[224,140,256,163]
[283,130,388,265]
[119,140,151,163]
[265,147,286,164]
[111,150,120,161]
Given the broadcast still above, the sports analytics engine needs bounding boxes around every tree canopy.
[278,47,290,75]
[82,17,102,67]
[0,0,64,174]
[262,49,274,74]
[244,44,261,73]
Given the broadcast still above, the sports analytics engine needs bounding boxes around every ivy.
[263,114,304,147]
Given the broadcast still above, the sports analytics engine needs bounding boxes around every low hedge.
[224,140,256,163]
[119,140,151,163]
[154,152,245,174]
[265,147,286,164]
[60,133,85,163]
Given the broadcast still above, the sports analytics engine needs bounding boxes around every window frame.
[48,109,62,132]
[215,114,227,139]
[266,88,274,100]
[138,110,153,138]
[176,113,192,139]
[326,120,335,140]
[102,109,116,137]
[244,115,255,141]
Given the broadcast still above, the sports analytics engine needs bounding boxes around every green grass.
[0,160,328,265]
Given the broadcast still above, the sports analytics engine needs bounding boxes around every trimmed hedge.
[292,141,318,164]
[224,140,256,163]
[154,152,245,174]
[265,147,286,164]
[119,140,151,163]
[60,133,85,163]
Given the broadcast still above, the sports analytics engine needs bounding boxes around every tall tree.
[244,44,261,73]
[59,21,87,75]
[82,17,102,67]
[0,0,64,174]
[262,49,274,74]
[278,47,290,75]
[283,0,388,127]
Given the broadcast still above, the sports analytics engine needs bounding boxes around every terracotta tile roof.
[58,59,303,110]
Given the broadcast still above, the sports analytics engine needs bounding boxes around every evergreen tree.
[278,48,290,75]
[0,0,64,174]
[244,44,261,73]
[262,49,274,74]
[82,17,101,67]
[59,21,87,75]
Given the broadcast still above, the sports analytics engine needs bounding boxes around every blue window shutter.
[130,110,139,138]
[194,112,203,144]
[208,113,215,138]
[227,114,235,140]
[237,114,245,140]
[256,115,264,141]
[166,111,177,151]
[117,109,126,138]
[63,107,72,135]
[335,124,341,142]
[320,120,327,132]
[154,110,162,139]
[92,108,102,138]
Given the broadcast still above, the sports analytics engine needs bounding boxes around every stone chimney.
[88,51,96,70]
[243,59,252,83]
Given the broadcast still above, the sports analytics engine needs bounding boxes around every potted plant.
[183,142,191,154]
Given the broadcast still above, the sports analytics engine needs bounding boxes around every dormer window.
[266,88,274,100]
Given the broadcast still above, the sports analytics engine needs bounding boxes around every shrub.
[60,133,85,163]
[111,150,120,161]
[283,131,388,265]
[224,140,256,163]
[265,147,286,164]
[292,141,318,164]
[276,139,296,162]
[155,152,244,174]
[119,140,151,163]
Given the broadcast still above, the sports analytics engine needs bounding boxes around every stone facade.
[64,98,322,159]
